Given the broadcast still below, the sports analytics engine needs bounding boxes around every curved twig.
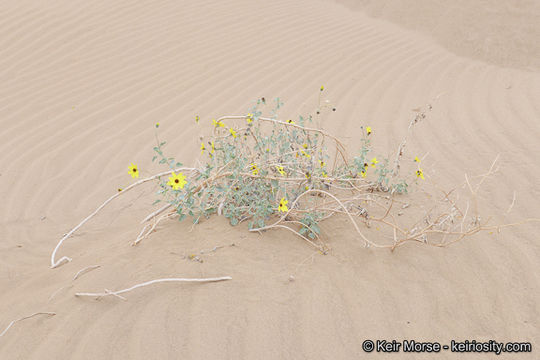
[51,167,197,268]
[74,277,232,299]
[0,312,56,338]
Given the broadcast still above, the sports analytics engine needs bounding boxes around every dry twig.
[75,277,232,300]
[0,312,56,338]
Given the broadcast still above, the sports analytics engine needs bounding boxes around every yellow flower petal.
[128,163,139,178]
[167,172,187,190]
[278,197,289,212]
[213,118,225,127]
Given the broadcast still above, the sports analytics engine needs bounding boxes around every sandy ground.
[0,1,539,359]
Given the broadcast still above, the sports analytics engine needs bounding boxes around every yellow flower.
[195,115,200,123]
[210,141,215,153]
[155,122,160,128]
[278,197,289,213]
[229,128,237,138]
[416,168,425,180]
[360,169,367,178]
[301,150,311,158]
[200,142,205,154]
[128,163,139,178]
[250,163,259,175]
[286,119,294,124]
[246,113,253,124]
[212,118,225,127]
[305,185,309,191]
[370,157,378,167]
[167,172,187,190]
[302,143,308,149]
[414,156,420,163]
[366,126,372,136]
[320,86,324,91]
[322,170,328,178]
[276,165,286,176]
[117,188,122,192]
[319,160,325,167]
[305,172,311,179]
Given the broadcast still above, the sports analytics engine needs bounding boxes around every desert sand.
[0,0,539,359]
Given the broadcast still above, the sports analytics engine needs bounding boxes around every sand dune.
[0,0,539,359]
[336,0,540,71]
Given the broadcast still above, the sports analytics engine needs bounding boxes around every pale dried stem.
[506,191,517,214]
[134,212,177,245]
[140,203,172,224]
[73,265,101,281]
[74,277,232,299]
[251,189,389,248]
[0,312,56,337]
[51,167,198,268]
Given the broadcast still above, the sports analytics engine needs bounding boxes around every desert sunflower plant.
[50,90,533,269]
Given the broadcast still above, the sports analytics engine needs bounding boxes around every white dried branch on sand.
[133,211,177,245]
[74,276,232,300]
[0,312,56,338]
[506,191,517,214]
[73,265,101,281]
[140,203,172,224]
[49,265,101,302]
[50,167,198,269]
[47,285,72,302]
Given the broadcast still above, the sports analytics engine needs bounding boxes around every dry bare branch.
[74,277,232,300]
